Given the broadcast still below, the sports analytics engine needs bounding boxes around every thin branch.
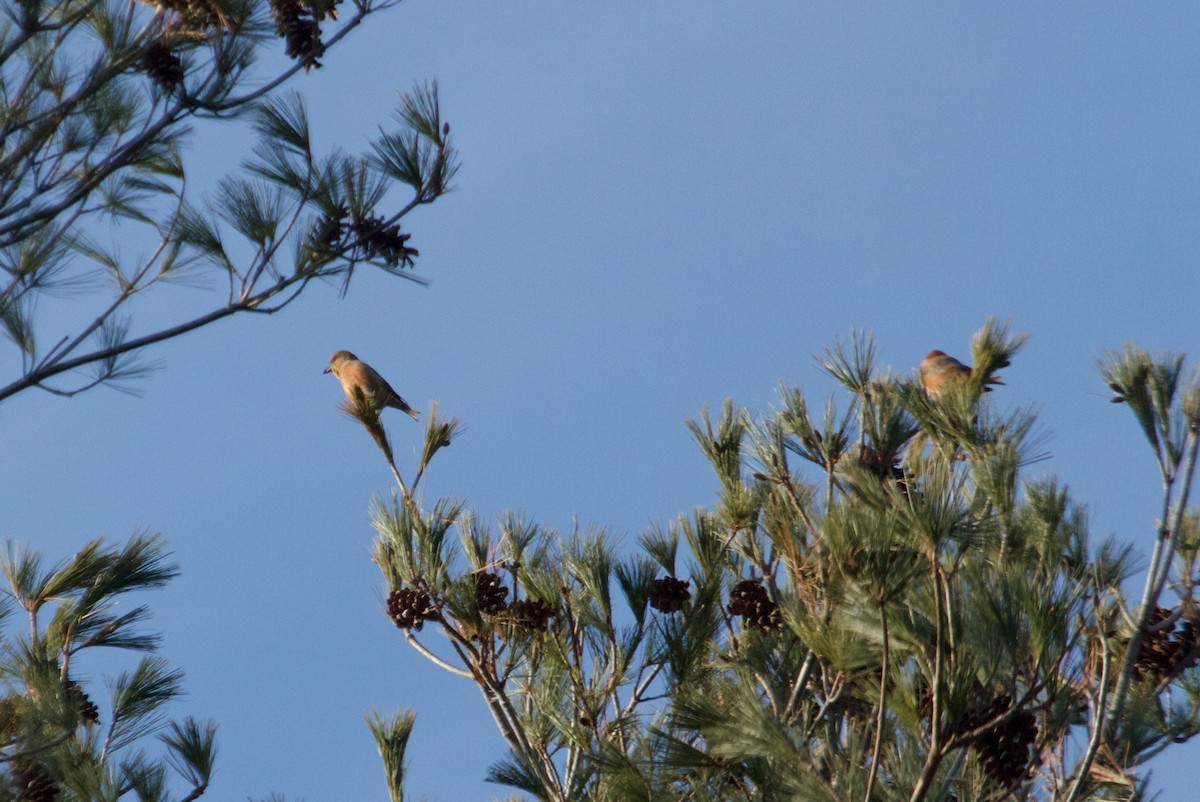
[1108,429,1200,730]
[0,93,187,243]
[404,632,472,679]
[99,711,121,767]
[623,660,665,717]
[0,270,307,402]
[33,206,181,377]
[1064,611,1111,802]
[178,783,208,802]
[910,564,947,802]
[386,455,412,502]
[782,650,816,724]
[864,604,889,802]
[193,8,375,113]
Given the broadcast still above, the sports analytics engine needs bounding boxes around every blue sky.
[4,2,1200,799]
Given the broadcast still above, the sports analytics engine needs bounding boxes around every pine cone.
[143,0,223,29]
[958,688,1038,789]
[63,680,98,724]
[1134,606,1196,682]
[308,204,349,263]
[960,692,1011,734]
[506,599,555,632]
[386,587,438,631]
[712,759,747,790]
[348,215,419,268]
[474,571,509,615]
[728,579,781,631]
[857,443,907,490]
[140,43,184,93]
[10,761,58,802]
[309,0,342,20]
[974,708,1037,788]
[649,576,690,613]
[270,0,325,69]
[145,0,190,13]
[915,676,932,719]
[1175,619,1198,670]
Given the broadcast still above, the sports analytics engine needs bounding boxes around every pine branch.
[366,708,416,802]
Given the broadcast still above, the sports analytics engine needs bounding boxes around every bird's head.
[325,350,357,374]
[919,350,947,374]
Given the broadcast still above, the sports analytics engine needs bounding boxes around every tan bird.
[919,349,1003,399]
[324,350,420,419]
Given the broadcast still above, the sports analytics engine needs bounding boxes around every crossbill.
[324,350,420,419]
[919,349,1003,400]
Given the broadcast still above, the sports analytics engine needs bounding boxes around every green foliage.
[0,0,456,403]
[0,534,216,801]
[358,321,1200,801]
[1,1,459,795]
[366,708,416,802]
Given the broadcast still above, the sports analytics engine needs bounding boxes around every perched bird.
[919,349,1003,399]
[324,350,420,419]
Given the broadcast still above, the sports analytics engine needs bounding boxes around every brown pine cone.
[386,587,438,631]
[649,576,690,613]
[474,571,509,615]
[728,579,781,631]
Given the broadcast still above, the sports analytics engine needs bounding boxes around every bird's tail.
[388,396,421,419]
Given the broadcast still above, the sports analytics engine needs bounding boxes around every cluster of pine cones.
[649,576,784,631]
[309,206,420,270]
[346,215,419,269]
[1133,606,1198,683]
[474,571,556,632]
[728,579,781,631]
[388,573,556,633]
[138,0,343,92]
[136,0,219,92]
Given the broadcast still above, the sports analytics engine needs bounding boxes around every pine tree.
[0,0,457,795]
[0,534,218,801]
[0,0,456,402]
[358,321,1200,801]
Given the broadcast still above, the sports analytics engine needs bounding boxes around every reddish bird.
[324,350,420,419]
[919,349,1003,399]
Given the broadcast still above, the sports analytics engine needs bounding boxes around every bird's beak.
[322,366,332,374]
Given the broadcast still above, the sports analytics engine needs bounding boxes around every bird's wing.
[361,363,396,397]
[935,354,971,374]
[365,363,418,414]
